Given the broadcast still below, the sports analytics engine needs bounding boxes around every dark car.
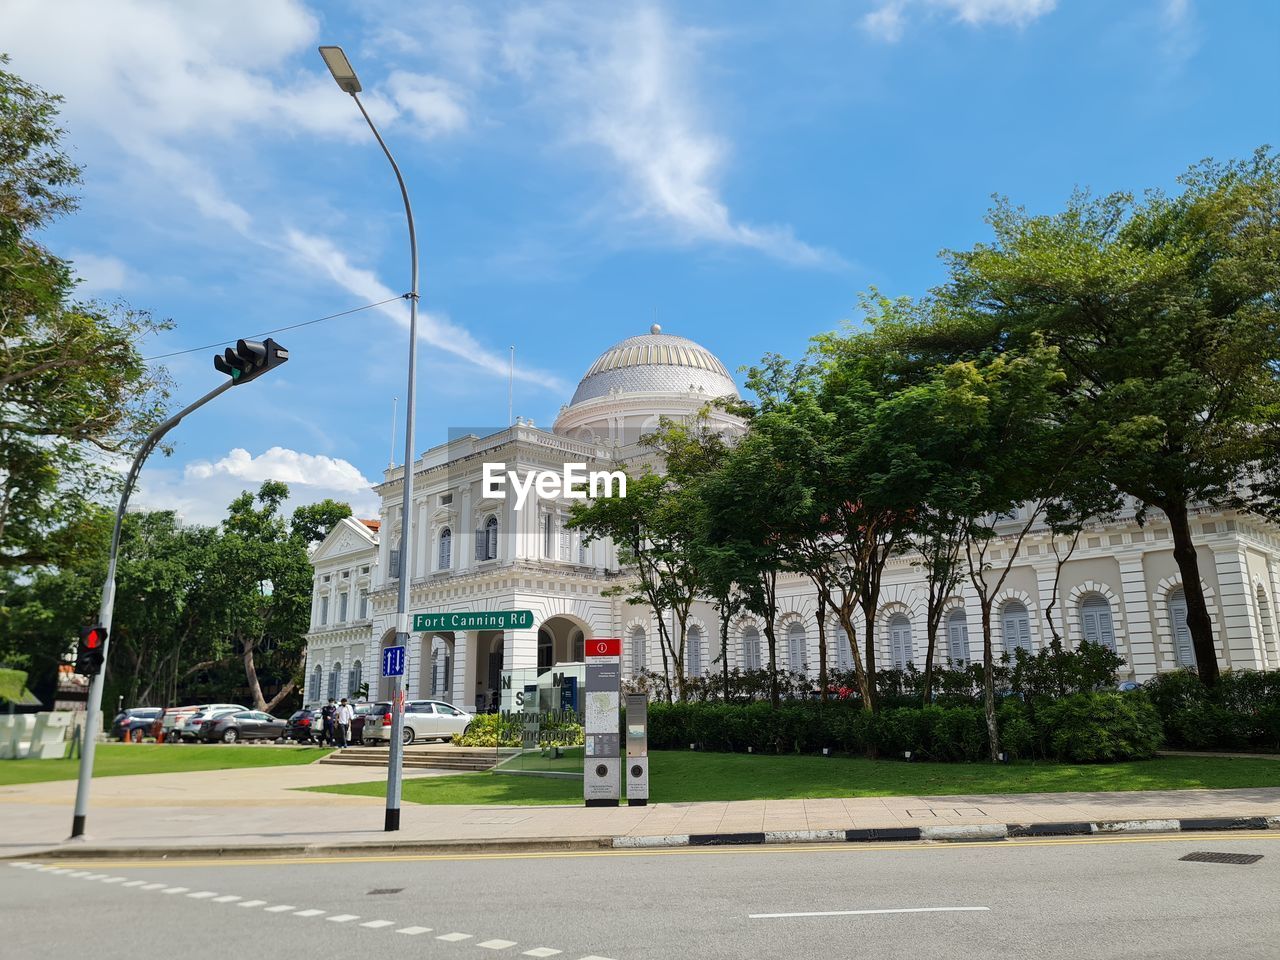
[110,707,162,742]
[200,710,287,743]
[285,707,323,743]
[350,702,379,745]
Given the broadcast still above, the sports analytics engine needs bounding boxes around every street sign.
[382,645,406,677]
[413,610,535,632]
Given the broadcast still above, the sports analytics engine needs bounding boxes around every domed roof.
[568,325,739,407]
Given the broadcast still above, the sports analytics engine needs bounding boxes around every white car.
[363,699,473,746]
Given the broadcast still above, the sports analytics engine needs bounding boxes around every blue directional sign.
[382,645,406,678]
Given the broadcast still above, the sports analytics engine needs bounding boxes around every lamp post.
[320,44,418,832]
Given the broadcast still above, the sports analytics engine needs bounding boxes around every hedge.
[646,692,1162,763]
[1144,670,1280,751]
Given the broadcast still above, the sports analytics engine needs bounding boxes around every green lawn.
[306,750,1280,806]
[0,743,332,785]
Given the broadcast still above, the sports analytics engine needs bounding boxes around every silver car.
[364,700,473,746]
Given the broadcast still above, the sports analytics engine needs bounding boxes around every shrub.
[1036,692,1163,762]
[1144,669,1280,751]
[452,712,583,748]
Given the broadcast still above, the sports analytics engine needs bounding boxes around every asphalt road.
[6,833,1278,960]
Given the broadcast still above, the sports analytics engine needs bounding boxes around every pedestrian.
[336,697,354,748]
[321,698,337,747]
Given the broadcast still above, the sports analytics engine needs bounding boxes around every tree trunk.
[860,603,878,713]
[242,637,268,711]
[264,679,297,714]
[1165,501,1220,686]
[763,620,779,707]
[982,601,999,761]
[720,611,730,701]
[816,610,828,703]
[922,618,938,707]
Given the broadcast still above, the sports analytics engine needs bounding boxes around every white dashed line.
[160,886,189,895]
[122,880,147,887]
[68,870,91,878]
[264,904,297,913]
[187,891,219,899]
[478,940,518,950]
[437,933,473,942]
[577,955,619,960]
[523,950,563,958]
[361,920,395,929]
[141,883,167,891]
[327,914,361,923]
[84,873,108,880]
[213,895,243,903]
[293,908,326,917]
[101,877,127,884]
[397,926,432,935]
[238,900,268,908]
[49,868,73,874]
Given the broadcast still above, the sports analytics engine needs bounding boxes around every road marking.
[294,909,326,917]
[237,899,267,908]
[123,880,148,887]
[750,906,991,919]
[397,926,432,935]
[101,877,127,884]
[264,904,297,913]
[83,873,108,880]
[361,920,396,928]
[68,870,90,877]
[141,883,167,890]
[161,887,189,895]
[213,895,243,903]
[478,940,518,949]
[327,914,361,923]
[523,950,563,958]
[437,932,474,942]
[187,891,219,899]
[56,830,1280,869]
[577,955,618,960]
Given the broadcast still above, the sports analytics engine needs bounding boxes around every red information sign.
[586,637,622,658]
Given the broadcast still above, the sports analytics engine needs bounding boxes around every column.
[459,485,474,572]
[1117,555,1157,680]
[506,628,539,671]
[449,632,471,710]
[1214,547,1261,669]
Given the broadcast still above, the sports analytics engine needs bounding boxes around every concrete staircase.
[317,744,500,772]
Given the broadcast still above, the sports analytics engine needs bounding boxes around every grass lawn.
[306,750,1280,806]
[0,743,332,786]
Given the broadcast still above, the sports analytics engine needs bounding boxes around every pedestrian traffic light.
[213,337,289,384]
[76,625,107,676]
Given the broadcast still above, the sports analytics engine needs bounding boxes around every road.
[5,832,1277,959]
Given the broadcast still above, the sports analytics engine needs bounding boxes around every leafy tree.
[291,498,353,546]
[0,56,171,572]
[937,149,1280,685]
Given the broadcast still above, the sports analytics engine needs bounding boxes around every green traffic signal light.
[213,337,289,384]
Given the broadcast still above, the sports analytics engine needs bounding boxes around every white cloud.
[386,71,468,136]
[69,251,131,295]
[132,446,381,527]
[862,0,1056,41]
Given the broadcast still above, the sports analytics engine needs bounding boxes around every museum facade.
[303,326,1280,711]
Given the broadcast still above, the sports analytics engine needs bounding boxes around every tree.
[939,149,1280,685]
[0,57,171,572]
[291,499,353,547]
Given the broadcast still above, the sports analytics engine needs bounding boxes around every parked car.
[156,703,248,742]
[200,710,287,743]
[362,699,472,746]
[181,707,243,742]
[285,707,323,743]
[110,707,162,742]
[350,702,378,744]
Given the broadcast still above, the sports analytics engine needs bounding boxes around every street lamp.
[70,338,289,839]
[319,44,418,833]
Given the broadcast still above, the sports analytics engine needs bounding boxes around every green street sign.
[413,610,536,632]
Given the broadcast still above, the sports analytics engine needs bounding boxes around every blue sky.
[2,0,1277,524]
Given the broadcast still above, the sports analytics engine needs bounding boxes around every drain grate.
[1179,852,1263,865]
[367,888,405,895]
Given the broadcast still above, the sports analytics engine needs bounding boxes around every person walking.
[336,698,354,748]
[321,698,337,747]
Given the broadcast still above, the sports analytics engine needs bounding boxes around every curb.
[6,815,1276,862]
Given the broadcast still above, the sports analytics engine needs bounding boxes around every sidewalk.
[3,763,1279,860]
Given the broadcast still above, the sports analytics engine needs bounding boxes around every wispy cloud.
[861,0,1057,42]
[68,251,131,295]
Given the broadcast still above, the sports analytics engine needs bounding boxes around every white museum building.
[303,326,1280,711]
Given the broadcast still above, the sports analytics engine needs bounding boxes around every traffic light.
[76,625,107,676]
[213,337,289,384]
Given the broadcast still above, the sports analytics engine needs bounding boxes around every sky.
[2,0,1277,526]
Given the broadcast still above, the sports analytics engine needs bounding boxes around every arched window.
[572,630,585,662]
[1168,588,1196,666]
[687,625,704,677]
[477,515,498,561]
[741,626,761,670]
[389,539,401,579]
[438,528,452,570]
[349,660,362,698]
[786,621,807,673]
[309,663,322,702]
[947,608,970,664]
[629,626,647,676]
[328,661,342,701]
[537,629,554,675]
[1079,594,1117,652]
[429,646,440,696]
[831,621,854,671]
[888,613,912,669]
[1001,601,1032,656]
[1257,586,1277,667]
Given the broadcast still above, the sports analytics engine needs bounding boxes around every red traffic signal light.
[213,337,289,384]
[76,624,108,676]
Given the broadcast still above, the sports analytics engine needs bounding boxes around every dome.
[567,326,739,407]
